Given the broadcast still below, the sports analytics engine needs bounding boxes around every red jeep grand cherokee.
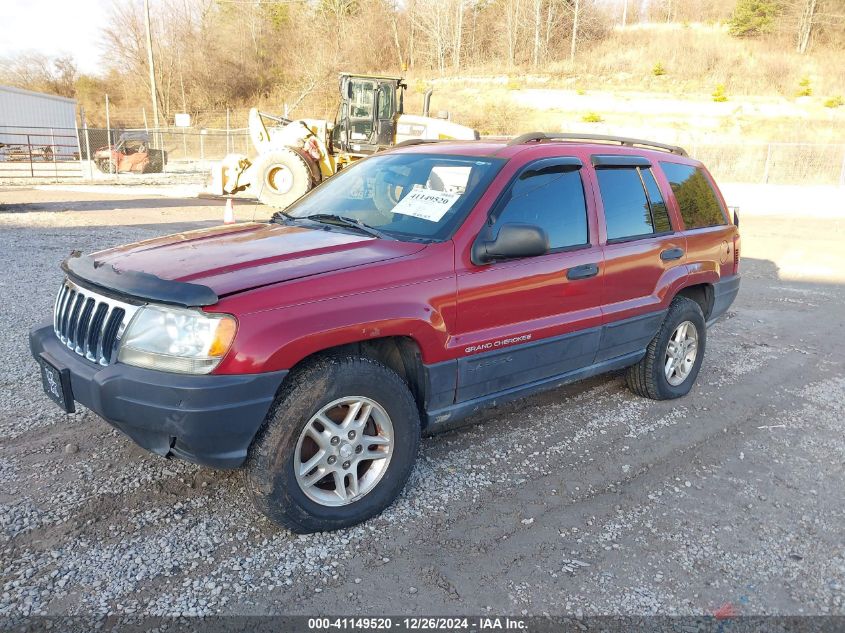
[30,133,740,533]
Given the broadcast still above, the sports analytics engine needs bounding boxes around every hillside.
[397,24,845,144]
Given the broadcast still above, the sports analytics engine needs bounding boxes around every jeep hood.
[72,222,426,303]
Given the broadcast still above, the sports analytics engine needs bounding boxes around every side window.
[596,168,654,240]
[492,164,588,250]
[639,168,671,233]
[377,85,393,120]
[660,162,727,229]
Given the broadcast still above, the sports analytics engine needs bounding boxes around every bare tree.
[0,53,78,98]
[454,0,465,70]
[504,0,523,67]
[532,0,543,68]
[796,0,818,52]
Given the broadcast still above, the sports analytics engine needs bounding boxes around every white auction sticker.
[391,186,461,222]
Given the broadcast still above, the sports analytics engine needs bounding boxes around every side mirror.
[729,206,740,227]
[472,223,549,265]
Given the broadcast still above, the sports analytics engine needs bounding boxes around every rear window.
[660,162,727,229]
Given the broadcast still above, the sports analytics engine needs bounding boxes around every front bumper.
[29,323,287,469]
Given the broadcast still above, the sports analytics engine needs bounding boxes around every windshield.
[284,153,504,241]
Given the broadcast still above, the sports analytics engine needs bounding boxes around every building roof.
[0,85,77,104]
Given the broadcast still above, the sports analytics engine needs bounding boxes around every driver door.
[454,159,605,402]
[347,78,376,147]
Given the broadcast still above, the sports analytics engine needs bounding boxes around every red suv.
[30,133,740,533]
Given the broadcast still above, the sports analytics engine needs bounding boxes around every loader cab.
[333,73,404,155]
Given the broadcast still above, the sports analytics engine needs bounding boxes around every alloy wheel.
[664,320,699,386]
[293,397,394,507]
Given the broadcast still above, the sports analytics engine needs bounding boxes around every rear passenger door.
[454,158,604,402]
[591,155,687,362]
[658,161,735,279]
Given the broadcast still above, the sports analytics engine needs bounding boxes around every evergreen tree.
[728,0,781,37]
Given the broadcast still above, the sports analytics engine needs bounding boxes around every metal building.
[0,85,78,159]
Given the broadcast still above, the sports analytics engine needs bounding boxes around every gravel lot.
[1,186,844,618]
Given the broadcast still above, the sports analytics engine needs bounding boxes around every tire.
[244,356,421,533]
[626,295,707,400]
[144,151,164,173]
[97,159,117,174]
[249,148,314,210]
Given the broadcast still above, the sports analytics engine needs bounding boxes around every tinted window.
[493,164,588,249]
[596,168,654,240]
[660,162,727,229]
[640,168,672,233]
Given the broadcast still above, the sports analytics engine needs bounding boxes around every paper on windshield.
[391,185,461,222]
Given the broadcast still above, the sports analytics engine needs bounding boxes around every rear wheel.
[96,159,117,173]
[250,148,313,209]
[144,151,164,173]
[245,356,421,533]
[626,296,706,400]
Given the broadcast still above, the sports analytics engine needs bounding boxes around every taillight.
[733,234,741,275]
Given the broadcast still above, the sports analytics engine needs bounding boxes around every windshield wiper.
[270,209,297,224]
[303,214,395,240]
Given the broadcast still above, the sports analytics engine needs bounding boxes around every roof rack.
[393,139,445,148]
[506,132,688,157]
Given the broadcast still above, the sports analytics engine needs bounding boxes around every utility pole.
[143,0,160,131]
[622,0,628,27]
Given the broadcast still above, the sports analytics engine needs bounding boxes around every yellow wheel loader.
[210,73,479,209]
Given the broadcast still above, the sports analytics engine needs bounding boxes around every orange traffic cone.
[223,198,235,224]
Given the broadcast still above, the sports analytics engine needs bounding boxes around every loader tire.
[250,148,314,210]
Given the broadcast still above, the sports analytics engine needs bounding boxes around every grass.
[541,23,845,98]
[796,77,812,97]
[824,95,844,108]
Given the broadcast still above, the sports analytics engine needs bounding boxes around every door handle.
[566,263,599,280]
[660,247,685,261]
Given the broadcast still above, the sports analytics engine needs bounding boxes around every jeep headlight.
[118,305,237,374]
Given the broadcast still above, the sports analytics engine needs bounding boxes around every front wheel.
[244,356,421,533]
[249,148,314,210]
[626,296,707,400]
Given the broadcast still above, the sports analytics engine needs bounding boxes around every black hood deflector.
[62,251,219,307]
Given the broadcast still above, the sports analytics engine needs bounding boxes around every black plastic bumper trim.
[30,323,286,469]
[706,274,741,326]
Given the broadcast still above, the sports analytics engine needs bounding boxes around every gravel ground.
[0,187,843,618]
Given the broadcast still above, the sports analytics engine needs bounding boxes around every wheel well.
[287,337,428,421]
[676,283,714,320]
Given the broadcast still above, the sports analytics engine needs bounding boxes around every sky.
[0,0,110,75]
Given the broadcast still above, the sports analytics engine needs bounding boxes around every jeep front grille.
[53,279,140,366]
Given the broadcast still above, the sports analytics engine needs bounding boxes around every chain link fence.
[75,127,252,178]
[691,142,845,186]
[2,124,844,187]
